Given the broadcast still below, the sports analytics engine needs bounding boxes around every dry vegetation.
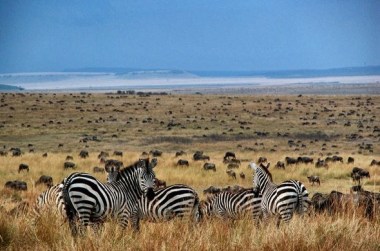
[1,92,380,250]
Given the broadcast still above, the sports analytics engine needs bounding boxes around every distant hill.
[0,84,24,91]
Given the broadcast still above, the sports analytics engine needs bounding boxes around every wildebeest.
[203,163,216,171]
[79,150,89,158]
[93,166,105,173]
[175,150,186,157]
[66,155,74,161]
[226,170,236,179]
[63,161,76,169]
[257,156,267,164]
[98,151,109,159]
[239,172,245,179]
[297,156,314,164]
[11,148,22,157]
[307,176,320,186]
[177,159,189,167]
[351,167,370,184]
[227,163,239,169]
[347,157,355,164]
[150,149,162,157]
[203,186,221,195]
[154,178,167,189]
[274,161,285,169]
[325,155,343,163]
[0,150,8,156]
[223,151,236,160]
[370,159,380,166]
[5,180,27,191]
[315,158,328,168]
[113,151,123,157]
[285,157,297,165]
[42,152,48,158]
[35,175,53,187]
[18,163,29,173]
[193,151,210,161]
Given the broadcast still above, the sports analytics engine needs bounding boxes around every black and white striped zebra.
[35,184,66,216]
[200,188,262,220]
[249,162,310,227]
[106,161,201,223]
[62,158,156,236]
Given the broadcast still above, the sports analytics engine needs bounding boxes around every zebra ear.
[249,162,258,170]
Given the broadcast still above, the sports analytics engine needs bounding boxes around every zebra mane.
[118,158,150,175]
[259,163,273,182]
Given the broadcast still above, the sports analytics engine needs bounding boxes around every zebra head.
[137,158,156,200]
[250,162,272,193]
[105,159,123,183]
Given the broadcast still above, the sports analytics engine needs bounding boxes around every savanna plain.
[0,92,380,250]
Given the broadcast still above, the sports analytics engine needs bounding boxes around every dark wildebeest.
[42,152,48,158]
[227,163,239,169]
[315,158,328,168]
[177,159,189,167]
[18,164,29,173]
[257,156,267,164]
[35,175,53,187]
[66,155,74,161]
[351,167,370,184]
[203,163,216,172]
[274,161,285,169]
[193,151,210,161]
[154,178,167,189]
[79,150,89,158]
[370,159,380,166]
[98,151,109,159]
[175,150,186,157]
[226,170,236,179]
[150,149,163,157]
[12,148,22,157]
[347,157,355,164]
[93,166,105,173]
[104,159,124,182]
[64,161,76,169]
[297,156,314,164]
[307,176,320,186]
[203,186,221,195]
[0,150,8,156]
[285,157,297,165]
[239,172,245,179]
[113,151,123,157]
[223,151,236,160]
[5,180,27,191]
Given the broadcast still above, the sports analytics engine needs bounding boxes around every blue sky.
[0,0,379,73]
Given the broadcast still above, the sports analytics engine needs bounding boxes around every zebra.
[62,158,156,236]
[200,188,262,220]
[106,161,201,223]
[35,184,66,216]
[249,162,311,227]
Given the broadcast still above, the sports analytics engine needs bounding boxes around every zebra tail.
[62,178,76,223]
[192,194,202,223]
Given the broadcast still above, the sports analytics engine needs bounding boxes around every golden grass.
[1,93,380,250]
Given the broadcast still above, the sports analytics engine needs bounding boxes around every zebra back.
[201,188,262,219]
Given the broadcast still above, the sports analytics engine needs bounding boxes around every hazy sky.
[0,0,379,73]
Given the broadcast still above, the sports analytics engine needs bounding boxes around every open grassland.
[1,93,380,250]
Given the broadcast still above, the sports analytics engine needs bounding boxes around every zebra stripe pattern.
[62,158,156,236]
[106,160,200,223]
[35,184,66,216]
[250,162,310,226]
[200,188,262,220]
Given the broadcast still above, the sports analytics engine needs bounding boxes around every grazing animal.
[104,159,124,183]
[11,148,22,156]
[79,150,89,158]
[297,157,314,164]
[97,151,109,159]
[42,153,48,158]
[106,168,200,223]
[203,163,216,171]
[351,167,370,184]
[66,155,74,161]
[274,161,285,169]
[113,151,123,157]
[35,175,53,187]
[193,151,210,161]
[203,186,221,195]
[226,170,236,179]
[5,180,27,191]
[223,151,236,160]
[201,188,262,220]
[307,176,320,186]
[239,172,245,179]
[227,163,239,169]
[257,157,267,164]
[18,163,29,173]
[62,159,156,236]
[92,166,105,173]
[64,161,76,169]
[175,150,186,157]
[249,162,311,227]
[370,159,380,166]
[177,159,189,167]
[285,157,297,165]
[150,149,162,157]
[35,184,65,216]
[347,157,355,164]
[154,178,167,189]
[315,158,328,168]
